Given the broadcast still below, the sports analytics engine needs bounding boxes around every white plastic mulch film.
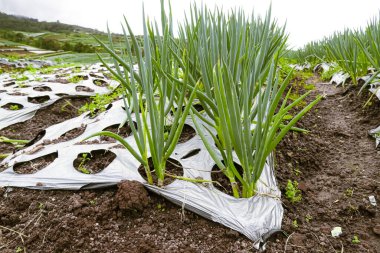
[0,63,118,129]
[0,66,283,245]
[367,77,380,147]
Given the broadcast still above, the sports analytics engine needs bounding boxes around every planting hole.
[2,103,24,110]
[193,103,204,112]
[89,73,103,78]
[3,81,16,87]
[53,125,87,144]
[76,86,94,92]
[93,79,108,87]
[24,130,46,147]
[73,149,116,174]
[86,103,113,119]
[13,152,58,174]
[7,92,27,96]
[178,124,196,143]
[211,161,243,196]
[55,93,69,97]
[100,122,136,142]
[181,149,201,159]
[138,158,183,186]
[33,86,52,92]
[17,85,30,89]
[28,95,50,104]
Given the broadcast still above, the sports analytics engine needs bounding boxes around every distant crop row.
[287,16,380,85]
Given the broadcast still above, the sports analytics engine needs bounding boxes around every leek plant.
[172,6,321,198]
[355,16,380,90]
[86,0,197,186]
[325,30,369,85]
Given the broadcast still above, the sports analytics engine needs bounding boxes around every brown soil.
[27,95,50,104]
[0,75,379,252]
[100,123,135,143]
[13,152,58,174]
[115,180,150,211]
[50,125,87,144]
[138,158,183,186]
[76,85,94,92]
[73,149,116,174]
[178,124,196,143]
[267,76,380,252]
[33,86,52,92]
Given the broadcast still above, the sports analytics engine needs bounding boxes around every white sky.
[1,0,380,49]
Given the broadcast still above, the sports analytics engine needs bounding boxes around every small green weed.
[345,188,354,197]
[9,104,20,110]
[292,219,299,228]
[352,235,360,244]
[305,214,312,223]
[78,153,91,174]
[78,86,123,116]
[285,180,302,203]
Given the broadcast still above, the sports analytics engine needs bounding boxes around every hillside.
[0,12,102,34]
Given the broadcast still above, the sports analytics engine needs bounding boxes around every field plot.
[0,1,380,253]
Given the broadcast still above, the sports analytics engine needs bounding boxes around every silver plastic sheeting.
[0,63,119,129]
[289,62,311,71]
[0,98,283,243]
[368,125,380,148]
[313,62,335,73]
[330,71,350,86]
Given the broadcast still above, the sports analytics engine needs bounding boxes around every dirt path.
[270,76,380,252]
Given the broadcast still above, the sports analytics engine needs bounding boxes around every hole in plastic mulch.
[13,152,58,174]
[1,103,24,110]
[211,161,243,196]
[100,122,137,142]
[178,124,196,143]
[73,149,116,174]
[28,95,50,104]
[3,81,16,87]
[89,72,103,79]
[24,130,46,148]
[33,86,52,92]
[85,103,113,119]
[55,93,69,97]
[75,86,94,92]
[181,149,201,159]
[138,157,184,186]
[52,125,87,144]
[93,79,108,87]
[7,92,27,96]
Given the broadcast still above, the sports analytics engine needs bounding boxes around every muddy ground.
[0,75,379,252]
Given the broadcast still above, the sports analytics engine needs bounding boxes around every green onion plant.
[325,30,369,85]
[86,0,197,187]
[172,6,321,198]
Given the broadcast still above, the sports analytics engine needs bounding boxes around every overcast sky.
[1,0,380,49]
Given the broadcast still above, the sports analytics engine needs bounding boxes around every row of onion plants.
[290,14,380,87]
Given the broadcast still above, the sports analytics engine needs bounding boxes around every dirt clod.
[115,180,150,212]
